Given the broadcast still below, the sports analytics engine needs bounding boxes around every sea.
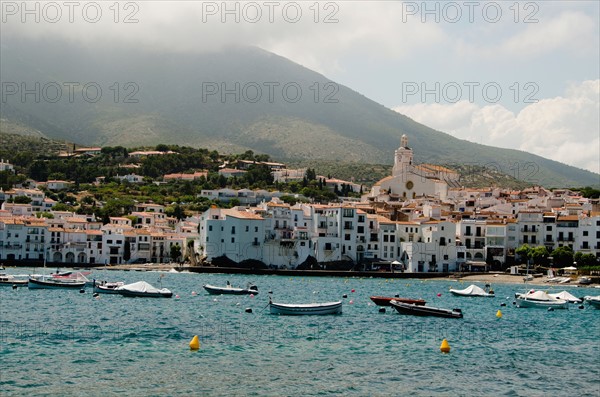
[1,268,599,397]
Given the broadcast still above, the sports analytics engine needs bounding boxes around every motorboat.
[449,284,495,297]
[0,273,28,286]
[115,281,173,298]
[269,300,342,315]
[203,282,258,295]
[515,290,569,309]
[548,291,582,303]
[578,276,592,285]
[93,280,125,294]
[584,296,600,309]
[28,275,86,289]
[390,300,463,318]
[369,296,426,306]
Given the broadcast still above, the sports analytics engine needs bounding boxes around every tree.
[530,246,549,266]
[123,241,131,262]
[170,243,182,263]
[515,244,531,264]
[13,195,32,204]
[574,251,598,267]
[551,246,574,267]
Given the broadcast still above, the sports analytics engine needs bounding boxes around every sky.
[1,0,599,174]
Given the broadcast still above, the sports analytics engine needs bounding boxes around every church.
[367,135,459,201]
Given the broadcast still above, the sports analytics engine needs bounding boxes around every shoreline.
[3,263,598,287]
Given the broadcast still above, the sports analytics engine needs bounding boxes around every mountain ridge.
[1,37,598,187]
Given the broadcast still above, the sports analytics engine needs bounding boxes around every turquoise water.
[1,269,599,396]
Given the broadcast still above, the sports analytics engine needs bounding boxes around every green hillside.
[1,38,598,188]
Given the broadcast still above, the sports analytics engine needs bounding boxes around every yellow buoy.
[189,335,200,350]
[440,339,451,353]
[496,310,503,319]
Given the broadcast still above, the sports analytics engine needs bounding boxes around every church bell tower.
[392,134,413,176]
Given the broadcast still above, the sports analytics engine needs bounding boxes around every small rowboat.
[203,282,258,295]
[269,300,342,315]
[369,296,426,306]
[390,300,463,319]
[93,281,125,294]
[28,276,86,289]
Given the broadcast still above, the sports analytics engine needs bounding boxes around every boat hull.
[516,297,569,309]
[449,291,494,297]
[203,284,258,295]
[584,297,600,309]
[117,290,173,298]
[93,285,122,294]
[28,277,86,289]
[269,301,342,315]
[369,296,426,306]
[390,301,463,318]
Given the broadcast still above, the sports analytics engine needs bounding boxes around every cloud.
[394,80,600,174]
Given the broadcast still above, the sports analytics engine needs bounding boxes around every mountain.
[1,37,598,187]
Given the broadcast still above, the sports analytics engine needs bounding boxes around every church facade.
[367,135,459,201]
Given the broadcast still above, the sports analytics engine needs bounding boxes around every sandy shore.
[458,273,598,287]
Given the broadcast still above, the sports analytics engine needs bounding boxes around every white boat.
[115,281,172,298]
[516,290,569,309]
[203,282,258,295]
[28,275,86,289]
[0,273,28,286]
[577,276,592,285]
[584,296,600,309]
[548,291,582,303]
[449,284,495,297]
[269,300,342,315]
[93,280,125,294]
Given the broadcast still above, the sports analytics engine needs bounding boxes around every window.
[255,227,258,232]
[231,226,236,234]
[209,225,213,231]
[231,237,235,243]
[583,231,588,236]
[546,225,552,231]
[443,255,449,260]
[390,235,395,243]
[245,226,249,232]
[345,234,351,241]
[383,235,389,242]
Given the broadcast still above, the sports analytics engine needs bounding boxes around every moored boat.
[93,280,125,294]
[28,276,86,289]
[369,296,426,306]
[0,273,28,286]
[390,300,463,318]
[203,282,258,295]
[548,291,582,303]
[584,296,600,309]
[516,290,569,309]
[115,281,173,298]
[269,300,342,315]
[449,284,495,297]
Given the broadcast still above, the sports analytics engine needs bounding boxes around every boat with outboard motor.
[390,300,463,318]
